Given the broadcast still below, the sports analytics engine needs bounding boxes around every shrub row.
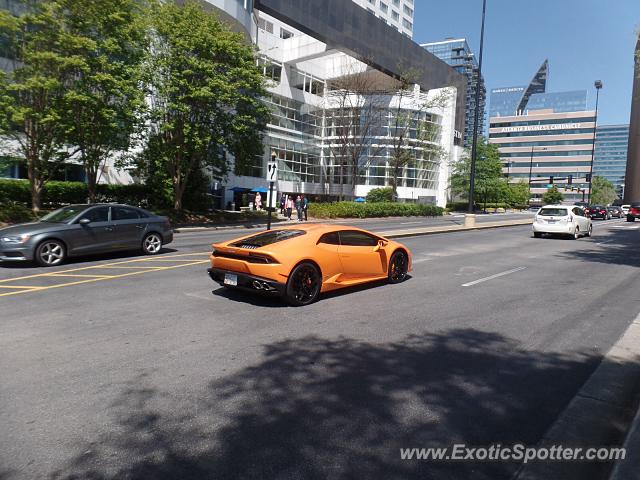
[446,201,529,211]
[0,202,38,224]
[0,179,150,206]
[308,201,444,219]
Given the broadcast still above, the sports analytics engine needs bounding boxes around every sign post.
[266,152,278,230]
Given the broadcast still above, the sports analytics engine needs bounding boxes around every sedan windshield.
[231,230,305,247]
[538,208,568,216]
[40,205,90,223]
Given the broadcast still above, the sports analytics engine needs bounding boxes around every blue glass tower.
[594,124,629,197]
[422,38,486,147]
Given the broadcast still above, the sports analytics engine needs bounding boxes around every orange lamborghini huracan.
[208,224,412,306]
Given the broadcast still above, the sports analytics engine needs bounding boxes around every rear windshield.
[538,208,568,216]
[631,202,640,208]
[231,230,305,248]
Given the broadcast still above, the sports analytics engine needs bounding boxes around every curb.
[514,312,640,480]
[609,405,640,480]
[175,218,534,236]
[378,219,533,239]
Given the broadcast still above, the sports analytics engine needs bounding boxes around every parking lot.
[2,217,639,479]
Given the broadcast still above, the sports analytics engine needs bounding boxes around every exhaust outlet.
[252,280,263,290]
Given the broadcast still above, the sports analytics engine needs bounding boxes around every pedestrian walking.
[280,194,286,215]
[302,195,308,221]
[286,196,294,220]
[295,195,302,221]
[255,192,262,211]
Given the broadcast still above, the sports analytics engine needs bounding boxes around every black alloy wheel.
[388,250,408,284]
[286,262,321,306]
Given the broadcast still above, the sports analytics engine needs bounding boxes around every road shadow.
[211,277,409,307]
[556,228,640,267]
[0,248,179,269]
[48,328,626,480]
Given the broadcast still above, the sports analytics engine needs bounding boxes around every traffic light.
[586,173,592,183]
[567,174,573,185]
[549,176,554,184]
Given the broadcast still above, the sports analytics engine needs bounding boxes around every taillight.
[631,208,640,215]
[600,209,606,214]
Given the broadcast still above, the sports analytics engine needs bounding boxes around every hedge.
[308,201,444,219]
[0,179,150,207]
[446,201,529,211]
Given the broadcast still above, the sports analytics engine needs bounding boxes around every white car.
[621,204,631,215]
[532,205,592,239]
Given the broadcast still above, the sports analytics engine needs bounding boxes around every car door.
[69,206,114,255]
[337,230,387,278]
[573,207,589,230]
[315,231,344,282]
[111,206,146,249]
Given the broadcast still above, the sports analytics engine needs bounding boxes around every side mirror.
[373,239,387,252]
[79,218,91,225]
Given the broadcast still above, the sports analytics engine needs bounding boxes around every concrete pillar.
[624,35,640,203]
[464,214,476,228]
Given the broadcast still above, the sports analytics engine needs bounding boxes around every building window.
[257,57,283,83]
[279,28,293,39]
[402,18,412,30]
[392,0,400,5]
[403,4,413,16]
[391,10,399,21]
[379,2,388,13]
[257,18,274,34]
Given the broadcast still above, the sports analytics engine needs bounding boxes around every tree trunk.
[86,168,98,204]
[30,182,42,213]
[27,155,42,213]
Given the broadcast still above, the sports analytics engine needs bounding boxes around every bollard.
[464,214,476,228]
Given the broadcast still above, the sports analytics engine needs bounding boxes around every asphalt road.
[1,217,639,480]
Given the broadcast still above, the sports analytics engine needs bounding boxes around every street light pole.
[527,144,534,204]
[267,151,276,231]
[467,0,487,213]
[587,80,603,203]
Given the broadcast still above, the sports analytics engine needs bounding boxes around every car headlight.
[1,234,31,244]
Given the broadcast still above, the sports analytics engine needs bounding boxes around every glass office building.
[594,124,629,197]
[422,38,486,147]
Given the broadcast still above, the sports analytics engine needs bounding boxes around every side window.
[79,206,109,223]
[338,230,378,247]
[112,207,140,221]
[136,209,150,218]
[318,232,340,245]
[572,208,580,216]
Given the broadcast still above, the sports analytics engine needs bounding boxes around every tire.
[627,216,635,222]
[571,226,580,240]
[388,250,409,284]
[35,239,66,267]
[586,224,593,237]
[285,262,321,306]
[142,232,163,255]
[533,232,542,238]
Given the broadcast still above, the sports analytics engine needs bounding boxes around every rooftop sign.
[499,122,583,133]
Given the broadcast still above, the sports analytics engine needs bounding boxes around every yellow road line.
[95,266,166,270]
[0,260,210,298]
[0,285,44,289]
[0,253,210,284]
[47,273,114,278]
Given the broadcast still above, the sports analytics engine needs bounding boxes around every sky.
[413,0,640,126]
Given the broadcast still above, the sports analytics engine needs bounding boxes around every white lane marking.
[595,240,612,246]
[400,221,425,225]
[610,225,639,229]
[461,266,527,287]
[412,257,433,264]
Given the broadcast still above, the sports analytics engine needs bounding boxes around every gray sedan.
[0,204,173,266]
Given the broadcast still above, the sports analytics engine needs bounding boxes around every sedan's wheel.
[627,216,635,222]
[586,225,593,237]
[285,262,321,306]
[533,232,543,238]
[572,227,580,240]
[35,240,66,267]
[142,233,162,255]
[388,250,409,284]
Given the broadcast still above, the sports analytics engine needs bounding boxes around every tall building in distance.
[594,124,629,198]
[351,0,415,37]
[422,38,486,147]
[489,61,595,203]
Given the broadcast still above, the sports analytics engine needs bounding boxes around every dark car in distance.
[586,205,610,220]
[0,204,173,266]
[607,206,624,218]
[627,202,640,222]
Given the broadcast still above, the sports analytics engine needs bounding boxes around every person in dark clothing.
[280,194,286,215]
[302,195,308,221]
[295,195,302,221]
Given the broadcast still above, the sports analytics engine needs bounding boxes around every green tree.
[366,186,393,202]
[507,180,530,206]
[590,175,617,205]
[0,2,87,212]
[542,185,563,204]
[141,1,269,211]
[449,139,506,209]
[61,0,147,203]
